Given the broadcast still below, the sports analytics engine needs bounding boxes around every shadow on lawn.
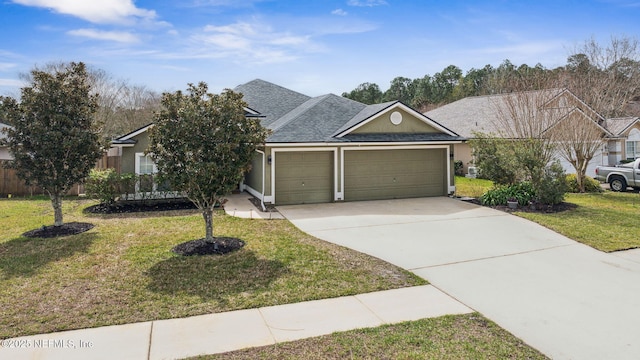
[0,233,96,279]
[145,249,288,303]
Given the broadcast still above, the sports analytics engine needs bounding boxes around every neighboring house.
[604,116,640,162]
[0,122,13,160]
[425,89,639,177]
[111,79,465,205]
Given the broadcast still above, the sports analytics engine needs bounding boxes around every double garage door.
[274,149,447,205]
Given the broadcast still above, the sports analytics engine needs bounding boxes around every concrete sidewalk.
[223,192,284,220]
[1,285,472,360]
[278,197,640,360]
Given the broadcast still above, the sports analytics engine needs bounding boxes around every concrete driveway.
[278,197,640,360]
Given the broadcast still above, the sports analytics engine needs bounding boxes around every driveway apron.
[278,197,640,360]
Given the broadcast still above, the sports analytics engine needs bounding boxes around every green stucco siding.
[352,109,439,134]
[344,148,446,201]
[120,132,150,174]
[245,151,264,193]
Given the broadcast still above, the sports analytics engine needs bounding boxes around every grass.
[193,314,548,360]
[454,176,493,198]
[0,197,425,339]
[517,191,640,252]
[455,176,640,252]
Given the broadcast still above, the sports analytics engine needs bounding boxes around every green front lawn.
[0,197,425,339]
[196,314,547,360]
[518,192,640,252]
[455,176,493,198]
[455,176,640,252]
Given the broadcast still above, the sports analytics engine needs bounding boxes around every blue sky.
[1,0,640,97]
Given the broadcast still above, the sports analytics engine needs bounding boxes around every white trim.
[244,184,262,199]
[117,124,154,141]
[340,144,454,198]
[243,106,261,115]
[267,140,463,147]
[335,102,459,138]
[616,118,640,137]
[134,152,158,193]
[256,149,267,209]
[270,147,339,204]
[110,143,135,148]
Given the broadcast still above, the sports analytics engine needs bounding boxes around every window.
[135,153,156,175]
[137,154,155,174]
[626,129,640,160]
[626,141,640,160]
[135,153,157,193]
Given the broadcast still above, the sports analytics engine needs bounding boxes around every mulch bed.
[248,197,277,212]
[84,199,198,214]
[22,222,95,238]
[172,237,245,256]
[463,198,577,213]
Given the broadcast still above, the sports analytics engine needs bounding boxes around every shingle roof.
[426,91,553,138]
[425,89,612,139]
[236,79,462,144]
[267,94,367,142]
[605,117,640,136]
[234,79,310,127]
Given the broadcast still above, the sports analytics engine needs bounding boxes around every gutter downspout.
[257,149,267,212]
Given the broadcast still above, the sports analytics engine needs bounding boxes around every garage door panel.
[344,149,445,201]
[275,151,333,205]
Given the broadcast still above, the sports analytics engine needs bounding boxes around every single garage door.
[275,151,333,205]
[344,148,446,201]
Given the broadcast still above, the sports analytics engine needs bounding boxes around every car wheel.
[609,177,627,192]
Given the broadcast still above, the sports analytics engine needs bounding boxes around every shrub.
[454,160,464,176]
[480,182,535,206]
[470,134,518,185]
[566,174,603,193]
[85,169,120,204]
[534,161,567,205]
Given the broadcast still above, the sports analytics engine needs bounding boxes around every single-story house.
[426,89,640,177]
[111,79,465,205]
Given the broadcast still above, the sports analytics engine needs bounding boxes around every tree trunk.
[51,194,64,227]
[202,207,215,243]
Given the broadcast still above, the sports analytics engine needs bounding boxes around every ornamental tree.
[148,82,268,245]
[2,62,102,226]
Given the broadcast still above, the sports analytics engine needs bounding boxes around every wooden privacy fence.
[0,153,121,197]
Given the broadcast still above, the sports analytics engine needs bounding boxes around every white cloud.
[67,28,140,43]
[192,21,317,63]
[0,63,18,72]
[347,0,388,7]
[11,0,156,24]
[332,9,348,16]
[0,78,24,87]
[476,40,564,57]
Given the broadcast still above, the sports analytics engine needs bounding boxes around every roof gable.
[542,107,613,138]
[114,123,154,142]
[605,117,640,136]
[426,89,608,139]
[266,94,366,143]
[336,102,458,138]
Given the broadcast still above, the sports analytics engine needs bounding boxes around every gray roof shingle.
[235,79,463,144]
[234,79,310,127]
[267,94,367,142]
[605,117,640,136]
[425,89,618,139]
